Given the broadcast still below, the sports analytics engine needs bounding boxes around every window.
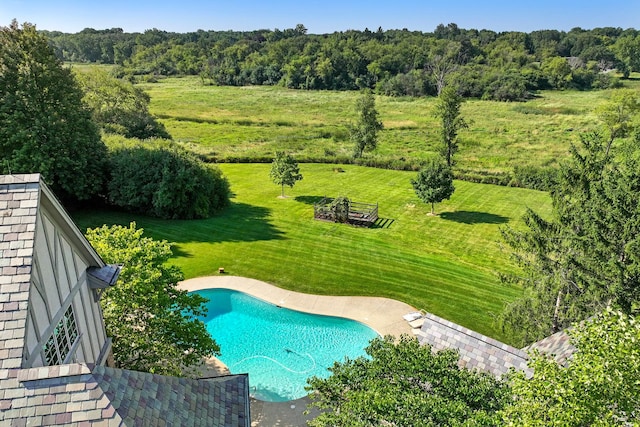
[43,305,79,366]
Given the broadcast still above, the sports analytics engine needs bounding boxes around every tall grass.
[139,76,638,174]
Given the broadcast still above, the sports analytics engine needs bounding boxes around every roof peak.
[0,173,41,185]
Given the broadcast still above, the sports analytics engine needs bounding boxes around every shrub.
[449,65,487,98]
[376,70,434,97]
[510,165,559,191]
[482,71,529,101]
[107,141,230,219]
[330,196,351,223]
[454,168,513,186]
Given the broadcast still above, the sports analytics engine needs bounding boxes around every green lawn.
[138,76,639,173]
[74,163,552,343]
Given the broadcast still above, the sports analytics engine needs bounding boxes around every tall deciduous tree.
[499,132,640,346]
[350,91,383,158]
[502,309,640,426]
[412,157,455,215]
[433,86,467,167]
[612,34,640,76]
[75,67,170,139]
[269,151,303,197]
[0,21,107,202]
[542,56,573,89]
[426,39,465,95]
[307,335,508,426]
[85,223,219,377]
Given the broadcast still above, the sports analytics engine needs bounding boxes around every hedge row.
[206,153,558,191]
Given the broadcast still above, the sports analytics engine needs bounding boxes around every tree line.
[41,23,640,100]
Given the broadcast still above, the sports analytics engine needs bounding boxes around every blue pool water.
[193,288,379,402]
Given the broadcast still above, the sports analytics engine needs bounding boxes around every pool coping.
[179,275,418,337]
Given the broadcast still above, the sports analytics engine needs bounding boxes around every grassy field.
[138,76,639,173]
[74,163,552,343]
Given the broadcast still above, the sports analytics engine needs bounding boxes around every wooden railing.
[313,197,378,227]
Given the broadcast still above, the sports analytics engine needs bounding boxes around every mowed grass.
[139,76,640,173]
[74,164,552,343]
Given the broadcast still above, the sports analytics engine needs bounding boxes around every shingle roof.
[1,362,249,426]
[524,328,575,366]
[414,310,578,378]
[415,312,532,377]
[0,174,250,426]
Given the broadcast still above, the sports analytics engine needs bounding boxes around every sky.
[1,0,639,34]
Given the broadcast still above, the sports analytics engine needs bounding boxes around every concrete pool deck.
[179,275,418,337]
[179,275,419,426]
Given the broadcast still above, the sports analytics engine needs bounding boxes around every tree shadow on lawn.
[150,203,286,257]
[439,211,509,225]
[294,195,326,205]
[372,218,395,229]
[174,201,286,245]
[73,202,286,257]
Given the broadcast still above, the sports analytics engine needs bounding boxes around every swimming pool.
[193,288,379,402]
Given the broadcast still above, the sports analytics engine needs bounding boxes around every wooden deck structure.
[313,197,379,227]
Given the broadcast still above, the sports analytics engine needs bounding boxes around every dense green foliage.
[434,86,468,166]
[0,21,107,202]
[74,164,552,342]
[74,67,170,139]
[107,140,230,219]
[412,158,455,215]
[269,151,303,197]
[502,309,640,426]
[85,223,220,376]
[0,24,229,217]
[499,131,640,346]
[42,24,632,98]
[595,88,640,145]
[307,335,509,426]
[350,91,383,158]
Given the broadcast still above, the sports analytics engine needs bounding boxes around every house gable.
[0,174,112,370]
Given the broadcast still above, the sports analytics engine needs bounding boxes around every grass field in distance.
[138,75,639,173]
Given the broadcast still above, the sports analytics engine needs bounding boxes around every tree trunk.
[281,184,285,197]
[431,202,435,215]
[552,288,563,333]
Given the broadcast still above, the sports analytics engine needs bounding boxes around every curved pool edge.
[179,275,417,338]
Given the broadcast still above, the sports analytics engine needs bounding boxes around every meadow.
[75,164,552,342]
[137,76,628,173]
